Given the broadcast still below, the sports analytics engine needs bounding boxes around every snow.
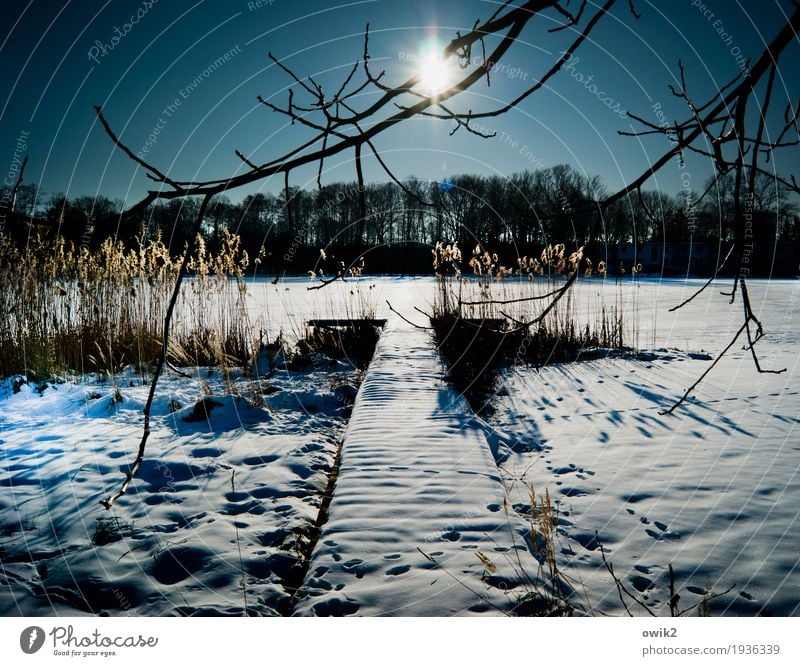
[486,278,800,615]
[294,322,530,616]
[0,362,353,616]
[1,275,798,616]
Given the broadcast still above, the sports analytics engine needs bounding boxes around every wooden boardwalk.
[293,320,530,616]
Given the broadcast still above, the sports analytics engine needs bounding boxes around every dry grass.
[0,229,255,378]
[429,242,635,407]
[474,486,577,616]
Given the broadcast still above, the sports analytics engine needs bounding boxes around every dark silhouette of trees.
[7,161,798,278]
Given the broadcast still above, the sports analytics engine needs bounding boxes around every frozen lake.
[1,275,798,615]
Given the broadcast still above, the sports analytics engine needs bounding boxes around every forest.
[3,164,798,277]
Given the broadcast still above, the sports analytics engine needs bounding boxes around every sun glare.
[418,47,453,96]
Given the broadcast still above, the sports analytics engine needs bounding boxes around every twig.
[668,563,679,617]
[100,193,213,509]
[668,244,734,312]
[386,300,432,329]
[598,533,656,616]
[416,547,510,615]
[503,272,578,332]
[307,274,345,291]
[460,282,567,306]
[676,583,735,616]
[9,155,28,213]
[659,322,747,416]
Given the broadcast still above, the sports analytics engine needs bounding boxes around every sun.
[417,47,453,96]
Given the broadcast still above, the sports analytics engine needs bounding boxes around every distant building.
[605,242,799,277]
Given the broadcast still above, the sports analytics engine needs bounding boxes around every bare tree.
[614,9,800,412]
[95,0,799,506]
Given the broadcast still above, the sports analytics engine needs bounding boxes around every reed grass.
[0,229,254,378]
[429,241,636,407]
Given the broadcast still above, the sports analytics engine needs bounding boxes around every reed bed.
[429,242,638,407]
[0,230,254,378]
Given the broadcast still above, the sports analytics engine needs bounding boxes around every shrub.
[429,242,632,408]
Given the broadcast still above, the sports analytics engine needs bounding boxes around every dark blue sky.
[1,0,798,208]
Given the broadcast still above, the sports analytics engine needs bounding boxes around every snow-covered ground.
[487,277,800,615]
[1,275,798,616]
[0,356,359,616]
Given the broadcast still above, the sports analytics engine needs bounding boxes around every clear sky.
[1,0,798,208]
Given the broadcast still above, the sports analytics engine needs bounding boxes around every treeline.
[2,164,798,276]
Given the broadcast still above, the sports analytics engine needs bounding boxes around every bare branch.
[94,106,181,191]
[8,155,28,214]
[100,193,213,509]
[660,321,747,416]
[502,271,579,332]
[549,0,587,33]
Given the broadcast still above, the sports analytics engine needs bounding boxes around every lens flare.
[417,47,453,96]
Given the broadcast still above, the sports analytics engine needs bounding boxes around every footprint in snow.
[645,528,681,541]
[293,442,325,455]
[552,466,577,475]
[623,492,654,504]
[241,454,280,466]
[312,597,359,617]
[190,447,224,458]
[630,575,654,593]
[560,487,589,498]
[386,565,411,576]
[342,558,378,578]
